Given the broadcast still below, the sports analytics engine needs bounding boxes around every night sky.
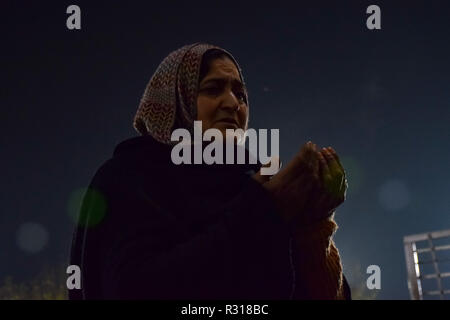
[2,1,450,299]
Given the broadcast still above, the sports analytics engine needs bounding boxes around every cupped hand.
[252,141,320,223]
[302,146,347,223]
[253,142,347,226]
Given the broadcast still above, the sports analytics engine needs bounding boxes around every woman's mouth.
[215,118,239,127]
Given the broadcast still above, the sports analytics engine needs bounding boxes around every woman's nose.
[220,90,240,111]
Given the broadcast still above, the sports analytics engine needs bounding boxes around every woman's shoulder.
[87,135,172,195]
[94,135,167,175]
[113,135,172,164]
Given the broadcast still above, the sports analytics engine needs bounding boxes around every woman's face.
[196,57,248,137]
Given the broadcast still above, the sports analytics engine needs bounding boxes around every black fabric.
[69,135,351,300]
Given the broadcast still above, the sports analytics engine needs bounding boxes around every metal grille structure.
[404,229,450,300]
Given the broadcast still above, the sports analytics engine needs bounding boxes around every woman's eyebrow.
[200,77,244,89]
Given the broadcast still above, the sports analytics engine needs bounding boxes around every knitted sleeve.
[290,214,345,300]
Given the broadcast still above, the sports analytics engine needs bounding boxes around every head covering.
[133,43,249,145]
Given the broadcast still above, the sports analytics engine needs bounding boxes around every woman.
[69,43,350,300]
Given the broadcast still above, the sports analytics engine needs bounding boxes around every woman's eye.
[201,87,246,103]
[203,87,220,95]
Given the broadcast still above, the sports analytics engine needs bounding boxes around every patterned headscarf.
[133,43,249,145]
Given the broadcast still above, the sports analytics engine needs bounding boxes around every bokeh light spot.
[16,222,49,254]
[67,187,107,228]
[378,179,410,211]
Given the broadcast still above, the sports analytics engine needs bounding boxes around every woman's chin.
[201,123,246,143]
[214,122,238,129]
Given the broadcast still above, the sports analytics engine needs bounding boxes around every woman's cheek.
[239,106,248,128]
[196,97,216,126]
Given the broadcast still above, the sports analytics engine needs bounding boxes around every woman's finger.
[322,148,344,195]
[293,141,314,172]
[326,147,347,193]
[310,143,320,180]
[327,146,341,163]
[274,142,309,181]
[318,151,330,180]
[327,147,345,175]
[322,148,341,175]
[303,142,318,169]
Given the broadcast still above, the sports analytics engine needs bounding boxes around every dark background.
[1,1,449,299]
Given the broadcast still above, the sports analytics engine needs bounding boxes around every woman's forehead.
[200,58,242,83]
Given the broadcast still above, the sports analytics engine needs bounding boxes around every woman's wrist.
[291,213,337,249]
